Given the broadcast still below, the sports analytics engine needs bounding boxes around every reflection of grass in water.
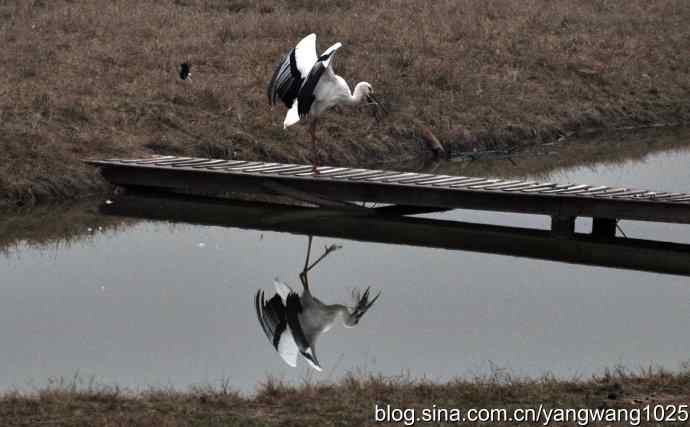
[437,127,690,181]
[1,364,688,425]
[0,198,136,255]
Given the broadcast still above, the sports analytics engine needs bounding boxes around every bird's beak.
[366,94,388,119]
[348,286,382,326]
[367,93,381,107]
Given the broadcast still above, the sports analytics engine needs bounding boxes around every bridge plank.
[395,174,437,184]
[475,180,524,190]
[153,157,194,165]
[252,164,302,174]
[384,173,432,183]
[224,162,265,170]
[358,172,405,181]
[591,188,627,197]
[369,172,420,182]
[557,184,591,194]
[329,169,370,179]
[294,166,343,176]
[450,178,491,188]
[118,156,176,164]
[429,177,477,186]
[649,192,683,200]
[191,159,235,168]
[331,170,385,180]
[613,190,652,198]
[310,167,352,176]
[562,185,596,194]
[495,181,538,191]
[540,184,582,193]
[469,179,504,189]
[521,183,556,192]
[171,159,216,167]
[578,186,609,195]
[413,175,454,185]
[237,163,282,172]
[280,165,319,175]
[205,160,250,169]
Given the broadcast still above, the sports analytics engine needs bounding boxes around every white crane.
[267,33,383,173]
[255,237,381,371]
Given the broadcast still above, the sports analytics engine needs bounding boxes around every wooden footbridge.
[88,155,690,236]
[87,155,690,276]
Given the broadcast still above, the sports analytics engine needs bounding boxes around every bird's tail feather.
[273,278,293,302]
[283,100,300,129]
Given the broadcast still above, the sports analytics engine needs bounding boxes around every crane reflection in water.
[255,236,381,371]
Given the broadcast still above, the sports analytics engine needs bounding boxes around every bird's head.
[357,82,377,104]
[357,82,387,120]
[344,287,381,328]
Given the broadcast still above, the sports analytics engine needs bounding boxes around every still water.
[1,131,689,393]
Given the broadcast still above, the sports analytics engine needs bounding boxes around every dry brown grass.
[0,367,688,426]
[1,0,689,206]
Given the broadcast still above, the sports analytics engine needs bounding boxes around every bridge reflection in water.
[100,191,690,277]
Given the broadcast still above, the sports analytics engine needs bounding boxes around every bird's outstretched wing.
[285,293,308,349]
[267,33,318,108]
[285,293,322,371]
[255,290,298,367]
[297,42,342,119]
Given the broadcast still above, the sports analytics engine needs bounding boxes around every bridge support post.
[551,215,575,237]
[592,217,617,239]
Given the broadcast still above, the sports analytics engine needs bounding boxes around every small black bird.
[179,63,191,81]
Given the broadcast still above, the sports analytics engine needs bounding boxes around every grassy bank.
[2,0,689,207]
[1,367,688,426]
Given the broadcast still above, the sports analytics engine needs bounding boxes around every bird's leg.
[299,271,309,292]
[309,119,320,174]
[299,236,314,291]
[299,237,342,291]
[303,244,342,274]
[303,236,313,272]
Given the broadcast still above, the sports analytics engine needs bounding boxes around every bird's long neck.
[347,82,369,105]
[325,304,351,322]
[330,304,362,328]
[330,304,350,316]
